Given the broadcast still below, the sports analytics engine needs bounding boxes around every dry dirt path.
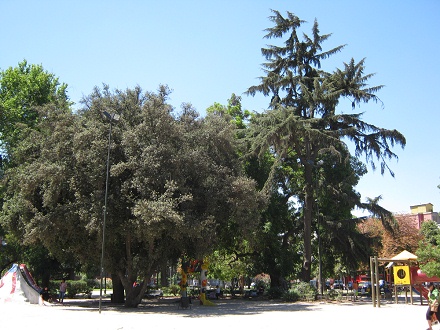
[0,297,433,330]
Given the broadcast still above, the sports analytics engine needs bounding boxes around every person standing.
[426,282,440,330]
[215,285,221,299]
[59,279,67,304]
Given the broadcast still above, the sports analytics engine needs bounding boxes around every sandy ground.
[0,295,436,330]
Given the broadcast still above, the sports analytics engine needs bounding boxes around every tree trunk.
[111,273,124,303]
[41,269,51,288]
[122,274,150,308]
[160,263,168,287]
[269,272,287,290]
[124,284,142,308]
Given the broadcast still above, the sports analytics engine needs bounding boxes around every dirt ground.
[0,295,435,330]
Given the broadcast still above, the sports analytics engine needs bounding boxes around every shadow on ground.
[49,296,389,317]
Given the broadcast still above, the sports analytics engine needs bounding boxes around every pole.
[99,119,113,314]
[318,205,323,297]
[370,257,376,307]
[375,256,380,307]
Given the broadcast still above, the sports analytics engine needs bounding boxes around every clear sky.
[1,0,439,216]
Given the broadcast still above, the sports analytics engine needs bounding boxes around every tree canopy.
[417,221,440,277]
[245,10,406,280]
[0,85,262,306]
[0,60,69,158]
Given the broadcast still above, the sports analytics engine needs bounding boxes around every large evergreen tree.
[0,85,261,307]
[245,10,405,281]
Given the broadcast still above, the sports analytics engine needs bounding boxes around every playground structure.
[370,250,440,307]
[0,263,42,304]
[179,258,215,307]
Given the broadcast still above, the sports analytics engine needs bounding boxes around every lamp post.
[317,203,324,297]
[99,111,120,314]
[309,159,324,297]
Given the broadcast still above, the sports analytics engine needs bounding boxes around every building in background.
[398,203,439,229]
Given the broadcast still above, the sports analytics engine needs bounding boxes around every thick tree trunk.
[111,273,124,303]
[124,284,142,308]
[122,274,149,308]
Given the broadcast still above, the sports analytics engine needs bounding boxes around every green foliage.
[267,286,285,299]
[162,284,180,296]
[253,276,269,291]
[417,221,440,277]
[244,10,405,281]
[206,94,251,132]
[0,60,70,282]
[51,280,94,299]
[0,60,69,156]
[289,282,317,302]
[327,289,342,300]
[282,282,317,302]
[282,288,300,302]
[66,280,94,298]
[207,249,253,283]
[0,84,262,308]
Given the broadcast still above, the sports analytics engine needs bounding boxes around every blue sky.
[1,0,439,216]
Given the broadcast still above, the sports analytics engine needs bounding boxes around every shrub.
[282,288,300,302]
[266,286,285,299]
[287,282,317,302]
[161,285,180,296]
[169,284,180,296]
[327,289,342,300]
[65,280,95,298]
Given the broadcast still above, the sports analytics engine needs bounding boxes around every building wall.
[394,203,438,230]
[410,203,434,214]
[395,212,440,229]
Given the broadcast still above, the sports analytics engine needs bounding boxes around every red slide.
[413,284,429,300]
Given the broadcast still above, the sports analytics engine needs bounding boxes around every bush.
[48,281,59,298]
[327,289,342,300]
[282,288,300,302]
[285,282,317,302]
[266,286,285,299]
[65,280,95,298]
[161,285,180,296]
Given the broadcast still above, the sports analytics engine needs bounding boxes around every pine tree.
[245,10,406,281]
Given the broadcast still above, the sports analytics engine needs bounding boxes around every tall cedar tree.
[245,10,405,281]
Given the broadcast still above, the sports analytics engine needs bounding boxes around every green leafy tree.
[417,221,440,277]
[208,249,251,291]
[0,60,68,157]
[0,61,69,278]
[209,96,301,288]
[0,85,261,307]
[245,10,405,281]
[208,95,372,289]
